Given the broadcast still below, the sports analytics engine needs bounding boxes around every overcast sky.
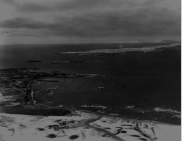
[0,0,180,44]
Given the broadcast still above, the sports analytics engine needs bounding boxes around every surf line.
[25,80,128,141]
[26,80,156,141]
[26,80,38,106]
[26,80,62,109]
[26,80,64,109]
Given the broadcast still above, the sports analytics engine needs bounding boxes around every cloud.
[17,2,50,12]
[0,18,46,29]
[0,5,180,38]
[0,0,162,13]
[0,0,180,41]
[0,0,16,4]
[0,0,100,12]
[1,0,178,14]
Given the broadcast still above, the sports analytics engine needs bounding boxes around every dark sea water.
[0,43,181,124]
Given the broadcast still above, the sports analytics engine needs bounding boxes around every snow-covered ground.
[0,111,180,141]
[61,43,180,55]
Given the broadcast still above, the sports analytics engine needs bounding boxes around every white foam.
[154,107,181,114]
[5,102,20,107]
[125,105,135,109]
[81,105,107,109]
[0,93,14,103]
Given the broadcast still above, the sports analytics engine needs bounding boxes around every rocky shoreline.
[0,68,180,141]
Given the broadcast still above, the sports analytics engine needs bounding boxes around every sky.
[0,0,180,44]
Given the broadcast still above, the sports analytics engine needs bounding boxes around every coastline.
[0,44,180,141]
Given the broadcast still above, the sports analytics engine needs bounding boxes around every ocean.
[0,43,180,125]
